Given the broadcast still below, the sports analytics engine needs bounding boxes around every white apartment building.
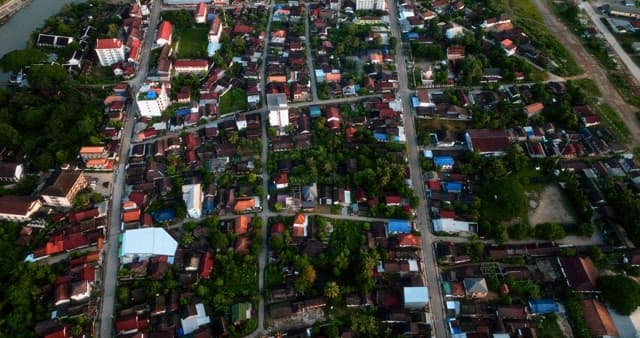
[267,93,289,127]
[136,83,171,117]
[95,38,125,66]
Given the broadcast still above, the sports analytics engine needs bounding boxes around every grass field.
[176,28,208,59]
[534,314,566,338]
[219,88,248,115]
[597,103,631,143]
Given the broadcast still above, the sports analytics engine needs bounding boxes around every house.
[41,170,88,208]
[0,196,42,221]
[465,129,511,156]
[434,156,454,170]
[182,184,203,218]
[0,162,24,182]
[463,277,488,298]
[235,215,251,235]
[433,219,476,233]
[36,34,74,48]
[325,106,341,130]
[119,228,178,265]
[581,299,619,338]
[174,59,209,74]
[528,299,559,315]
[524,102,544,117]
[234,197,261,213]
[403,287,428,310]
[267,93,289,127]
[115,314,149,336]
[180,303,211,335]
[446,45,465,61]
[385,195,401,206]
[70,280,91,302]
[122,201,141,223]
[156,21,173,46]
[200,252,214,279]
[195,3,207,24]
[208,15,222,43]
[274,172,289,189]
[231,302,252,324]
[95,38,125,66]
[388,219,412,234]
[501,38,517,56]
[558,256,599,292]
[293,213,308,238]
[136,83,170,117]
[397,233,421,248]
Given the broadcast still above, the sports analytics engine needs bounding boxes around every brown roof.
[235,215,251,235]
[581,299,619,337]
[0,195,40,216]
[559,256,599,292]
[397,234,421,248]
[467,129,511,154]
[42,170,84,197]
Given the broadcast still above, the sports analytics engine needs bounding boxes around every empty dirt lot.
[528,184,575,226]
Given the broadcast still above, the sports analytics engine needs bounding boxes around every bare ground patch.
[527,184,575,226]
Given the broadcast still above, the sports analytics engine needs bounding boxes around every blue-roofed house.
[374,132,389,142]
[528,299,558,315]
[434,156,455,170]
[309,106,322,118]
[441,181,463,193]
[388,219,412,234]
[151,209,176,223]
[203,197,215,216]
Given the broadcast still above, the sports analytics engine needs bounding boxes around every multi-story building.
[41,170,88,208]
[79,146,108,161]
[356,0,385,10]
[156,20,173,46]
[267,93,289,127]
[95,38,125,66]
[0,196,42,221]
[136,83,171,117]
[195,3,207,24]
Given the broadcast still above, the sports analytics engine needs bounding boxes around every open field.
[219,88,248,115]
[176,27,208,59]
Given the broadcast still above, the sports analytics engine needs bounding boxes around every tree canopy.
[598,275,640,315]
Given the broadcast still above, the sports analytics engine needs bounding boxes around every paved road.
[98,1,162,337]
[530,0,640,147]
[387,0,447,337]
[303,4,319,102]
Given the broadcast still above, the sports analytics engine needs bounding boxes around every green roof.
[231,302,251,323]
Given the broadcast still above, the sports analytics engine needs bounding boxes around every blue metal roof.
[528,299,558,314]
[374,132,388,142]
[151,209,175,222]
[388,219,411,233]
[442,181,463,193]
[310,106,321,117]
[434,156,454,167]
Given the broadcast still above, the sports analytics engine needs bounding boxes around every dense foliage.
[0,65,104,170]
[597,275,640,315]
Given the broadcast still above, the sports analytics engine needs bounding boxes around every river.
[0,0,82,81]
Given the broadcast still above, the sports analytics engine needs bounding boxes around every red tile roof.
[581,299,619,337]
[385,195,401,204]
[559,256,598,292]
[199,251,214,279]
[235,215,251,235]
[440,210,455,219]
[233,23,254,35]
[196,2,207,17]
[467,129,511,154]
[156,21,173,42]
[96,38,122,49]
[397,234,421,248]
[274,172,288,185]
[271,222,285,234]
[174,59,209,69]
[69,208,99,223]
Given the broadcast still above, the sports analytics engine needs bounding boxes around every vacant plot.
[176,28,208,59]
[528,184,575,225]
[218,88,248,115]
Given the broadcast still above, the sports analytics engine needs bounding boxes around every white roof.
[120,228,177,257]
[404,286,429,304]
[433,218,472,233]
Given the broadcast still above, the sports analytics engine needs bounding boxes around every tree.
[481,176,527,222]
[295,264,316,295]
[598,275,640,315]
[535,223,565,241]
[0,48,47,72]
[269,235,284,252]
[210,229,229,250]
[324,281,340,300]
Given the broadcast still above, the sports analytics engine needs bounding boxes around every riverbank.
[0,0,31,25]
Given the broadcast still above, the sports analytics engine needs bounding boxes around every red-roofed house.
[524,102,544,117]
[233,24,254,35]
[465,129,511,156]
[95,38,125,66]
[440,210,455,219]
[274,172,289,189]
[195,3,208,24]
[209,15,222,43]
[115,314,149,336]
[293,214,308,238]
[199,252,214,279]
[385,195,401,206]
[235,215,251,235]
[45,326,69,338]
[271,223,285,235]
[69,208,99,224]
[174,59,209,74]
[156,21,173,46]
[501,38,517,56]
[397,234,421,248]
[122,201,141,223]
